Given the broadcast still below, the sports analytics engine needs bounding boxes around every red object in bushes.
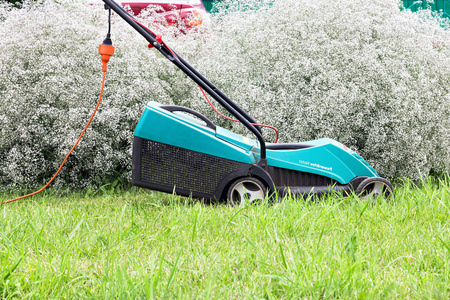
[120,0,209,28]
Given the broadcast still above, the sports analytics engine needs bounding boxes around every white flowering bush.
[0,0,449,189]
[184,0,450,180]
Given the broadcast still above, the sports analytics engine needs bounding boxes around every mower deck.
[132,101,380,201]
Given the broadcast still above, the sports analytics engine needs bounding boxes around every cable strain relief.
[103,33,113,46]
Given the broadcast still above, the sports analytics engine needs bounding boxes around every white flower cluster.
[0,0,448,189]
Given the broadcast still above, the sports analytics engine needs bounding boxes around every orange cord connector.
[2,44,115,205]
[99,44,115,72]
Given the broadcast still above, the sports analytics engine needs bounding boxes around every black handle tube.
[100,0,267,160]
[160,105,216,130]
[102,0,177,60]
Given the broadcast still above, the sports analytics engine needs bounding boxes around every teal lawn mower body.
[103,0,394,203]
[132,102,385,201]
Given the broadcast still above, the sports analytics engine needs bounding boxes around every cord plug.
[98,35,115,72]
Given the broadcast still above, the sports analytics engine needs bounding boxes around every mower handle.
[160,105,216,130]
[101,0,267,162]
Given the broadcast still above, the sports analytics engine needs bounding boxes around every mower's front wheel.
[355,177,394,200]
[227,177,266,206]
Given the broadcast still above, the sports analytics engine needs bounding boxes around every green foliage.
[3,0,22,6]
[0,178,449,298]
[2,0,36,8]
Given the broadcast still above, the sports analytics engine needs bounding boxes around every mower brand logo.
[310,163,333,172]
[299,160,333,172]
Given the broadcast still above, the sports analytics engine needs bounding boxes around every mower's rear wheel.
[355,177,394,200]
[227,177,266,206]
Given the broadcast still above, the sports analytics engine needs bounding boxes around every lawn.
[1,178,449,299]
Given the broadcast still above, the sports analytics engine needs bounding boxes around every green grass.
[1,178,450,299]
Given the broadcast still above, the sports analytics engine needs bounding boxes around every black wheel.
[227,177,266,206]
[355,177,394,200]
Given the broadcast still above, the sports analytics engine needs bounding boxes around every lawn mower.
[102,0,394,204]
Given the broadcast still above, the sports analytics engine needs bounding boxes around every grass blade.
[68,217,85,241]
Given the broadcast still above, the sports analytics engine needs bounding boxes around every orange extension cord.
[2,44,114,205]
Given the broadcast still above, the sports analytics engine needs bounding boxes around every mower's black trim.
[348,176,368,190]
[102,0,267,160]
[213,164,251,200]
[274,176,371,198]
[160,105,216,130]
[266,143,314,150]
[249,164,275,193]
[267,166,337,187]
[213,164,276,201]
